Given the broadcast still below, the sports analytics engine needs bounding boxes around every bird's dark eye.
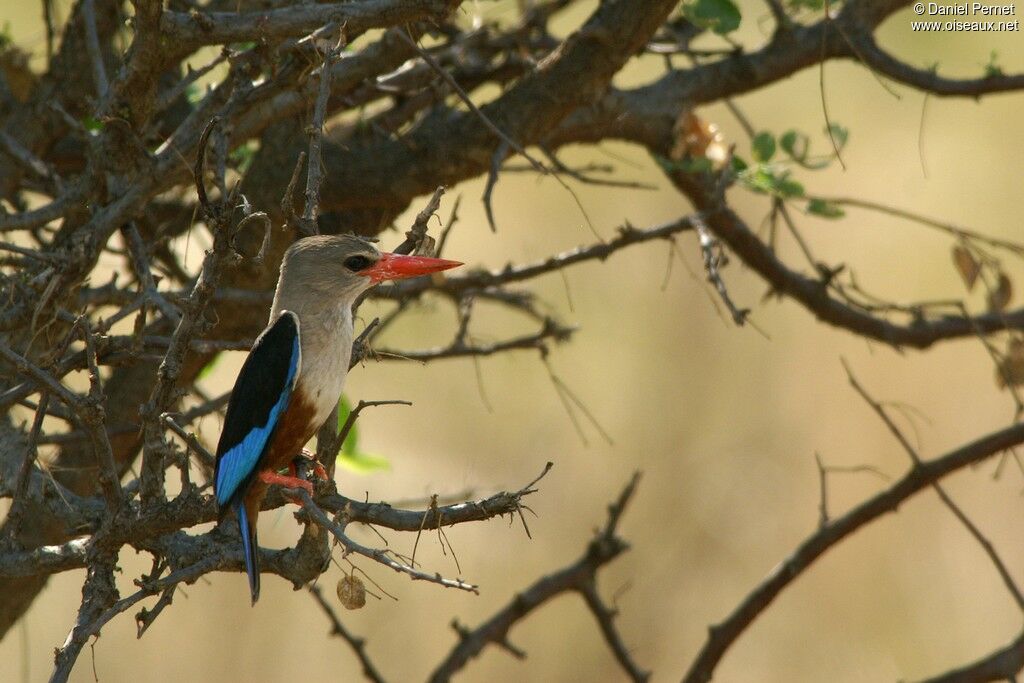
[344,255,374,272]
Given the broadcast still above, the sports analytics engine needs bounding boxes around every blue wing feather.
[236,500,260,603]
[214,312,300,508]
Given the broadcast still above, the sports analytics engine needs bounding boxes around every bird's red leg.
[258,470,314,496]
[257,449,331,506]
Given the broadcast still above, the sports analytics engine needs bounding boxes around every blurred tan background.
[2,1,1024,681]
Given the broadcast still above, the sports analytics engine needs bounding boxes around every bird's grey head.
[271,234,462,318]
[279,234,382,301]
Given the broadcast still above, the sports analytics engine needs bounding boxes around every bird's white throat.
[295,303,355,431]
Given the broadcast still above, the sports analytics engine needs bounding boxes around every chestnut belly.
[262,390,320,472]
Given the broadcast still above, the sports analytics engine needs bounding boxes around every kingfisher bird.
[213,234,462,603]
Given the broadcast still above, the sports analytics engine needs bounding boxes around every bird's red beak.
[359,252,463,283]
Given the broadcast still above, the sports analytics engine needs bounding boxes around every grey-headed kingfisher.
[213,234,461,603]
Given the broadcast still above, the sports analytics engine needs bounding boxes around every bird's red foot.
[259,470,314,497]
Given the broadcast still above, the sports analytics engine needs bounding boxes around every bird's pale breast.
[295,304,354,431]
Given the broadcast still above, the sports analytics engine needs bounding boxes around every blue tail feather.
[235,501,260,604]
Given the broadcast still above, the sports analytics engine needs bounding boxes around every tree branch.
[681,420,1024,683]
[429,472,641,682]
[915,630,1024,683]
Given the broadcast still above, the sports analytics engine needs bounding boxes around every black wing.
[213,311,300,508]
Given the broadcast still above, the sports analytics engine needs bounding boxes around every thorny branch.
[842,360,1024,611]
[0,0,1022,680]
[429,473,645,683]
[309,584,388,683]
[681,419,1024,683]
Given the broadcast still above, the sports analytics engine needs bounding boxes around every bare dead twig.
[123,224,182,326]
[161,414,216,476]
[385,216,698,299]
[394,186,445,256]
[77,319,123,512]
[319,399,411,480]
[681,420,1024,683]
[140,117,238,503]
[693,218,749,327]
[842,359,1024,612]
[300,26,347,237]
[0,0,1022,678]
[51,552,120,683]
[6,392,51,538]
[914,629,1024,683]
[295,487,479,593]
[580,579,649,683]
[814,452,890,527]
[435,194,462,256]
[81,0,108,99]
[309,585,388,683]
[428,472,642,683]
[397,29,545,175]
[0,131,63,195]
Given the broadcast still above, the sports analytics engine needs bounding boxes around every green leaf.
[332,395,391,473]
[185,83,203,105]
[335,395,359,456]
[739,166,777,194]
[775,175,805,199]
[825,123,849,150]
[780,130,808,161]
[684,0,742,34]
[730,155,749,173]
[197,352,221,381]
[682,157,714,174]
[653,154,680,173]
[779,128,834,170]
[738,164,804,199]
[751,132,776,163]
[229,143,257,174]
[82,116,105,133]
[807,198,845,219]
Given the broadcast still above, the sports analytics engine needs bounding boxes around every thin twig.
[429,472,641,683]
[681,420,1024,683]
[398,29,545,175]
[300,26,346,236]
[7,393,51,538]
[77,319,123,512]
[82,0,109,98]
[842,359,1024,611]
[161,414,216,475]
[693,218,749,327]
[579,580,650,682]
[123,224,182,326]
[295,489,480,593]
[309,585,388,683]
[915,630,1024,683]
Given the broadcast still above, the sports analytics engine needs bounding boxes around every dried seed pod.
[951,245,979,291]
[337,574,366,610]
[988,272,1013,312]
[997,336,1024,389]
